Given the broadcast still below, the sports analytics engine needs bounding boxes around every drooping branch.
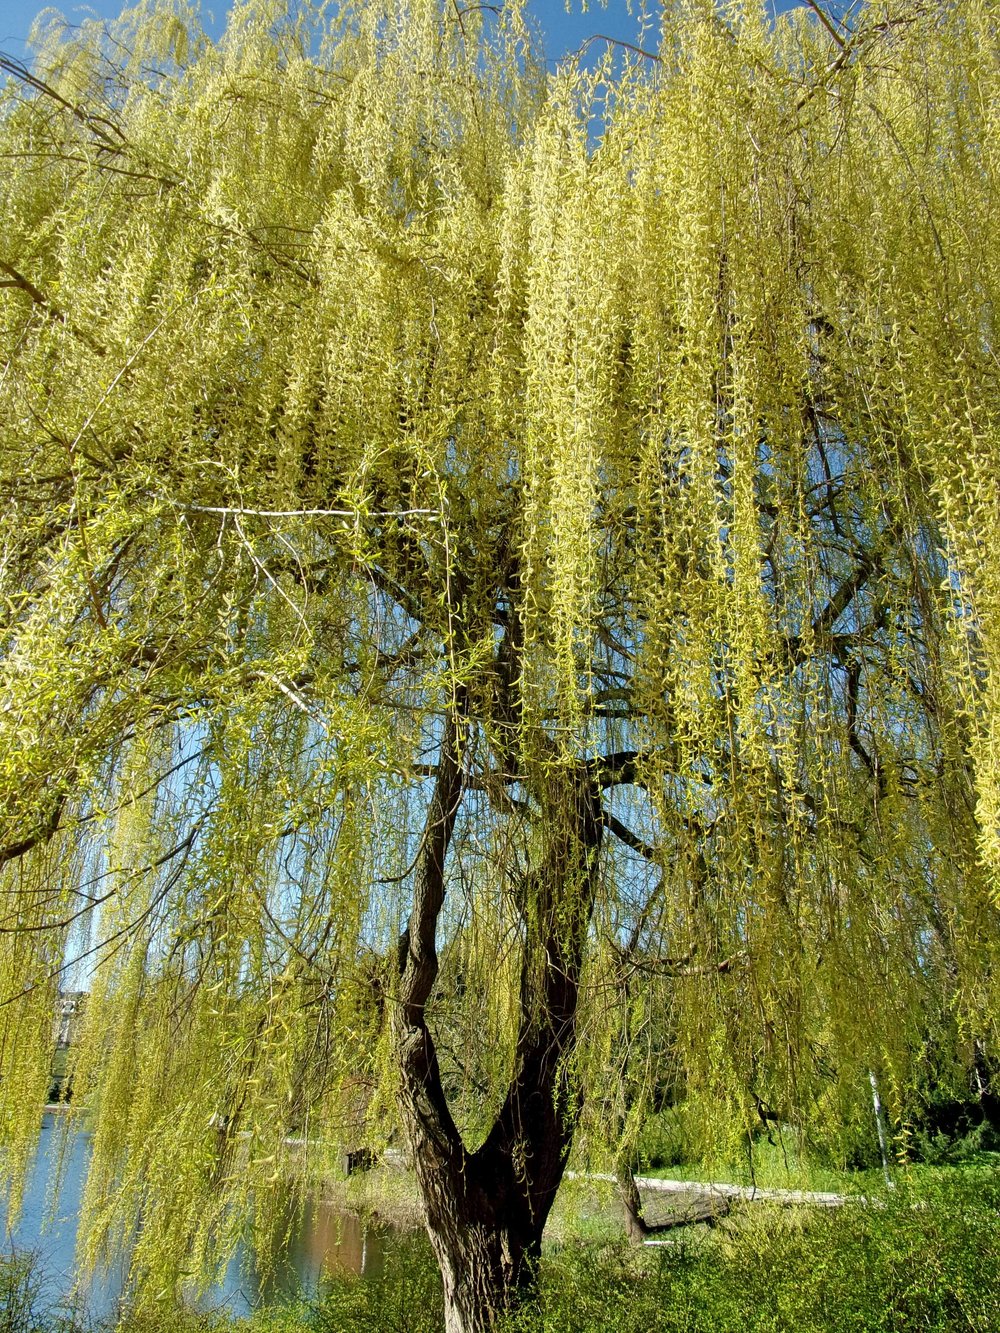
[0,54,127,149]
[0,820,201,939]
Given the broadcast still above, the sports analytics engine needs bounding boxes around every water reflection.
[293,1197,388,1280]
[2,1115,409,1320]
[231,1198,393,1312]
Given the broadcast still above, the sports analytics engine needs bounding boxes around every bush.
[307,1230,441,1333]
[500,1171,1000,1332]
[908,1094,1000,1165]
[114,1312,224,1333]
[0,1248,92,1333]
[0,1249,48,1333]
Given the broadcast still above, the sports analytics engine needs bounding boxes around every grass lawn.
[303,1161,1000,1331]
[4,1156,998,1332]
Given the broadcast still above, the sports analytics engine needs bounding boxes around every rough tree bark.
[615,1161,730,1241]
[392,702,604,1332]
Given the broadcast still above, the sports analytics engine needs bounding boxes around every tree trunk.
[393,720,602,1331]
[434,1226,536,1333]
[414,1136,548,1333]
[616,1160,651,1244]
[394,964,578,1329]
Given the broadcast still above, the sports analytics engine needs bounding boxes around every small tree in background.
[1,1,999,1327]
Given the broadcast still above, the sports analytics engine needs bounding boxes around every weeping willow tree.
[1,0,999,1326]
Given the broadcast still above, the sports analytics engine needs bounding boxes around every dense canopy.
[1,0,998,1324]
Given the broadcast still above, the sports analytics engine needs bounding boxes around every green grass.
[501,1171,1000,1332]
[636,1152,885,1195]
[633,1108,1000,1198]
[168,1168,1000,1332]
[4,1167,999,1332]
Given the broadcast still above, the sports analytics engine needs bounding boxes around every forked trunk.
[396,997,580,1331]
[394,710,603,1330]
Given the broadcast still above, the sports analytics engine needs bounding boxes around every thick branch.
[590,750,645,789]
[479,764,604,1220]
[782,551,883,666]
[392,697,469,1183]
[0,259,106,355]
[601,809,658,861]
[398,697,468,1023]
[812,552,879,640]
[845,660,885,796]
[617,946,748,980]
[0,793,67,868]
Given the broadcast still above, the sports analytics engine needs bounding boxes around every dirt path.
[568,1170,859,1208]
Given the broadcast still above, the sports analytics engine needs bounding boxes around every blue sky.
[2,1,802,62]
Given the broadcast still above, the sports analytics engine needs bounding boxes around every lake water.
[2,1114,411,1321]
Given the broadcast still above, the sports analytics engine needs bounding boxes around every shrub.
[0,1248,48,1333]
[307,1231,441,1333]
[0,1248,91,1333]
[500,1170,1000,1332]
